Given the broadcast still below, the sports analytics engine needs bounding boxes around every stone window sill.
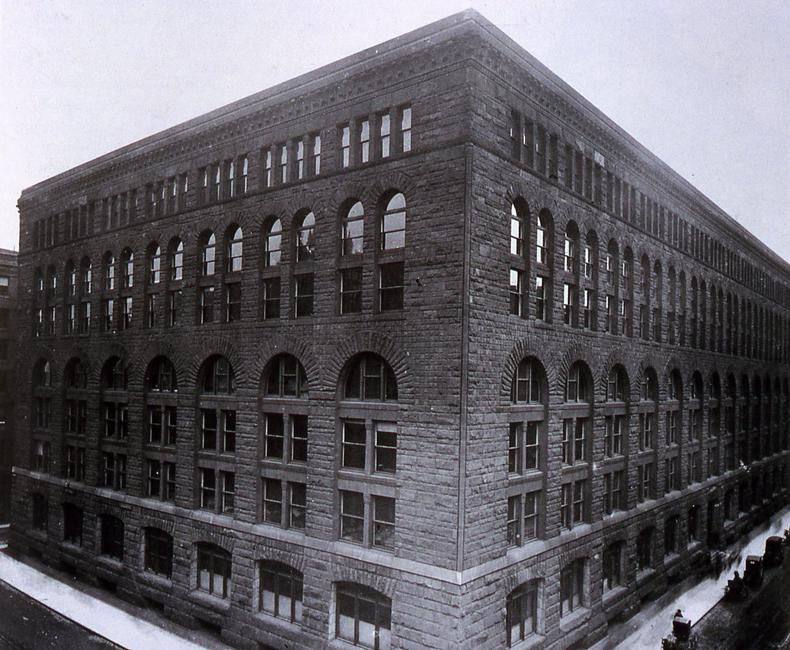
[559,606,590,633]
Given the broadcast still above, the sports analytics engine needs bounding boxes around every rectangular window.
[200,286,214,324]
[264,413,284,458]
[147,459,161,497]
[340,490,364,543]
[379,262,404,311]
[535,276,546,321]
[311,133,321,175]
[262,277,281,320]
[263,149,273,188]
[291,415,308,462]
[278,145,288,184]
[262,478,283,524]
[399,106,412,152]
[563,283,574,325]
[146,293,157,328]
[121,297,132,330]
[509,268,524,317]
[372,495,395,549]
[225,283,241,322]
[603,470,624,514]
[342,420,366,469]
[560,559,585,616]
[340,267,363,314]
[359,119,370,163]
[295,139,305,180]
[379,113,391,158]
[374,424,397,473]
[290,482,306,529]
[294,273,314,318]
[582,289,593,329]
[167,289,181,327]
[340,124,351,168]
[220,471,235,513]
[200,468,216,510]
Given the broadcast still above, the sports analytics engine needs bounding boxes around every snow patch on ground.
[0,553,207,650]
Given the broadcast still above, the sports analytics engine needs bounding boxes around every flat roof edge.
[19,9,484,200]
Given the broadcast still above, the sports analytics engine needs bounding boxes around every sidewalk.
[0,549,228,650]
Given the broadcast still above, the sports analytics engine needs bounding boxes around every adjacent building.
[0,247,18,525]
[10,11,790,649]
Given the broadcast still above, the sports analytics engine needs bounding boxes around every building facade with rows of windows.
[10,11,790,650]
[0,247,18,525]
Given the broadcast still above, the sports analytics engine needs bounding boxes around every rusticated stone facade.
[0,247,18,524]
[10,10,790,649]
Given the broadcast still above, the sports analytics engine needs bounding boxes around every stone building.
[0,247,18,525]
[9,10,790,650]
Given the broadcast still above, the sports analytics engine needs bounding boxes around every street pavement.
[693,550,790,650]
[0,579,122,649]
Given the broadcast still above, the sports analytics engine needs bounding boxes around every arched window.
[197,356,236,514]
[604,365,628,471]
[510,202,525,256]
[227,226,243,272]
[104,252,116,290]
[260,355,309,528]
[665,370,683,490]
[196,543,232,598]
[263,218,282,267]
[296,212,316,262]
[201,355,235,394]
[146,356,177,392]
[149,244,162,284]
[293,212,316,318]
[80,258,92,295]
[507,357,547,544]
[344,354,397,401]
[200,231,216,276]
[536,212,548,265]
[169,239,184,281]
[620,248,634,337]
[121,248,134,288]
[339,354,399,550]
[31,360,53,474]
[638,367,658,466]
[606,366,628,402]
[63,358,88,481]
[102,357,128,391]
[144,357,178,499]
[100,357,128,490]
[258,561,304,623]
[335,583,391,650]
[65,358,88,389]
[380,193,405,250]
[511,358,544,404]
[603,364,630,504]
[563,223,578,273]
[506,581,540,646]
[561,362,592,527]
[65,260,77,296]
[265,354,308,398]
[342,201,365,255]
[565,362,591,403]
[508,199,530,319]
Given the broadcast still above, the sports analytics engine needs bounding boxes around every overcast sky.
[1,0,788,262]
